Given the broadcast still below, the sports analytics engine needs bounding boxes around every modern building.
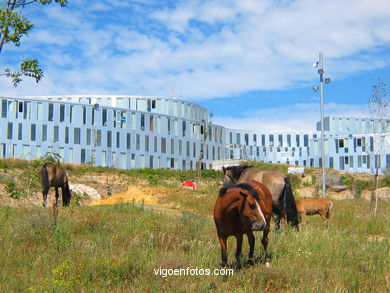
[0,95,389,174]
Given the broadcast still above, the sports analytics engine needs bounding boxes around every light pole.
[313,52,331,198]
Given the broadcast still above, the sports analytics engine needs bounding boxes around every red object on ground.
[181,180,197,190]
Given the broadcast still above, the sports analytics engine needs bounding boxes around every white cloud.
[1,0,390,101]
[214,102,369,132]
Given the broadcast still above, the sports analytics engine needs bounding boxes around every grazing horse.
[223,165,299,229]
[39,163,71,207]
[295,198,333,227]
[214,180,273,267]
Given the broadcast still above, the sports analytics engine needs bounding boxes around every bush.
[5,182,27,199]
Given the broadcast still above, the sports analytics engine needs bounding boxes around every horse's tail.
[283,177,299,228]
[326,201,333,218]
[41,164,50,191]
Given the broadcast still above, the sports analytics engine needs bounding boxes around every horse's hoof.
[245,259,255,267]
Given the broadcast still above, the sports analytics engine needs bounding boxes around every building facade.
[0,96,226,170]
[0,96,389,174]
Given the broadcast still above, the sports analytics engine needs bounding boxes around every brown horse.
[39,163,71,207]
[214,180,273,267]
[295,198,333,227]
[223,165,299,229]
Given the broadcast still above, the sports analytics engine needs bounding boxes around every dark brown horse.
[214,180,273,267]
[223,165,299,229]
[39,163,71,207]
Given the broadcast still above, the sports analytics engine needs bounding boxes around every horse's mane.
[219,182,259,201]
[224,165,252,181]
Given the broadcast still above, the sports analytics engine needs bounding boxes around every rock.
[301,175,313,186]
[69,183,101,200]
[326,173,344,187]
[361,187,390,200]
[330,185,349,192]
[0,173,17,185]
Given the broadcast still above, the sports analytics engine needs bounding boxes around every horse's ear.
[239,191,248,198]
[222,166,226,173]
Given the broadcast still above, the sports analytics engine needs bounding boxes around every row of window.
[229,132,313,147]
[1,99,223,142]
[3,122,224,160]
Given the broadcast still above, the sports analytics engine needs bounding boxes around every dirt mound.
[89,185,172,206]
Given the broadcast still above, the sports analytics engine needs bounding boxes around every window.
[18,123,22,140]
[81,149,86,164]
[141,114,145,131]
[171,138,174,154]
[31,124,36,141]
[107,131,112,147]
[102,109,107,126]
[54,126,59,143]
[182,121,186,137]
[277,134,282,146]
[116,132,120,148]
[296,135,300,147]
[74,128,81,144]
[145,135,149,152]
[1,99,7,118]
[338,139,344,148]
[161,137,166,153]
[150,116,154,132]
[42,125,47,141]
[154,136,158,152]
[92,108,96,125]
[87,129,91,145]
[127,133,131,150]
[136,134,140,150]
[304,135,308,147]
[60,104,65,122]
[48,103,54,121]
[269,135,274,146]
[95,130,101,147]
[65,127,69,144]
[287,134,291,147]
[82,107,87,124]
[69,105,73,123]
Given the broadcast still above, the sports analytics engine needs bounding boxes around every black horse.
[39,163,71,207]
[223,165,299,229]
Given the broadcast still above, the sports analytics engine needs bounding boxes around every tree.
[367,79,390,214]
[0,0,67,86]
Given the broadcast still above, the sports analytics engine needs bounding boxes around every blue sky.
[1,0,390,131]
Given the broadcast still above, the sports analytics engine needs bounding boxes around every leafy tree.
[0,0,67,86]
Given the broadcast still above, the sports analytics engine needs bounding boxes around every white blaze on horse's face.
[256,200,266,227]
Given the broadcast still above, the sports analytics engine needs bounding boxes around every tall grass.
[0,195,388,292]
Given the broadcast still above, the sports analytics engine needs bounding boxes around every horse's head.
[237,185,266,231]
[219,183,266,231]
[222,167,235,185]
[63,183,72,207]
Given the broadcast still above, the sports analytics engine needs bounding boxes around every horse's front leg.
[261,223,270,262]
[55,187,60,207]
[246,231,255,265]
[218,235,228,267]
[235,234,243,268]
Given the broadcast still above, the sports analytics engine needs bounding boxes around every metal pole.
[318,52,326,198]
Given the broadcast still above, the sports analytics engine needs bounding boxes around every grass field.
[0,185,389,292]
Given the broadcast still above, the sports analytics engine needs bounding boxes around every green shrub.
[5,182,27,199]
